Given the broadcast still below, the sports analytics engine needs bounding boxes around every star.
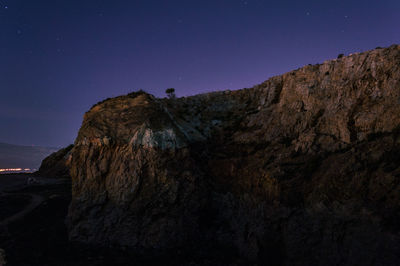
[4,6,8,9]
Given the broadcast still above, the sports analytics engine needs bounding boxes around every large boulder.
[67,45,400,264]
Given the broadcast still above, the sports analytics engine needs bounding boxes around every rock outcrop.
[36,145,73,178]
[67,45,400,265]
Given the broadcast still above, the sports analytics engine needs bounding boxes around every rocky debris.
[67,45,400,265]
[35,145,73,178]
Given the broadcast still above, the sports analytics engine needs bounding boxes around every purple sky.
[1,0,399,147]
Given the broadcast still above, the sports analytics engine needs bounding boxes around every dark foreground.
[0,174,245,266]
[1,171,399,265]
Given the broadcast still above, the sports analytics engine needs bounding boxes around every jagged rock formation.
[35,145,73,178]
[67,45,400,265]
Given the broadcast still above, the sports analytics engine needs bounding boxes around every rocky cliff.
[35,145,73,178]
[67,45,400,265]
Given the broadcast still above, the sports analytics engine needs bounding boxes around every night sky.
[1,0,399,147]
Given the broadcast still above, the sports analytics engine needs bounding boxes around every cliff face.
[67,45,400,265]
[35,145,73,178]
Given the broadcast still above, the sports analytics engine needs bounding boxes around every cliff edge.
[67,45,400,265]
[35,145,73,178]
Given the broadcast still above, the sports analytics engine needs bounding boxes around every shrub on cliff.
[166,88,176,99]
[127,89,148,98]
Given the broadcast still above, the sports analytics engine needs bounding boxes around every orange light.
[0,168,32,172]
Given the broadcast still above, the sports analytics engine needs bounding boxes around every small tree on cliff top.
[166,88,176,99]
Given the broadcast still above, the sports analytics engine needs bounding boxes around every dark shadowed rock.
[67,45,400,265]
[35,145,73,178]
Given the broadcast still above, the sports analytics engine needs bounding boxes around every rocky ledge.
[67,45,400,265]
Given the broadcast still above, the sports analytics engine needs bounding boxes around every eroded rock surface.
[67,45,400,265]
[36,145,73,178]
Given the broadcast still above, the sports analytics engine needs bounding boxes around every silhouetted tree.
[166,88,176,99]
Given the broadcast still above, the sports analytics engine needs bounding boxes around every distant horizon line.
[0,141,65,149]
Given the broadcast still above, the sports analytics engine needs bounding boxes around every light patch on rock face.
[130,125,186,149]
[75,136,111,146]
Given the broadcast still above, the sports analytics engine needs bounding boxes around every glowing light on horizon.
[0,168,32,173]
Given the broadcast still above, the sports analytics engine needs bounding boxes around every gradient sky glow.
[1,0,399,147]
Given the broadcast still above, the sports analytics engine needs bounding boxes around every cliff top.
[76,44,400,148]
